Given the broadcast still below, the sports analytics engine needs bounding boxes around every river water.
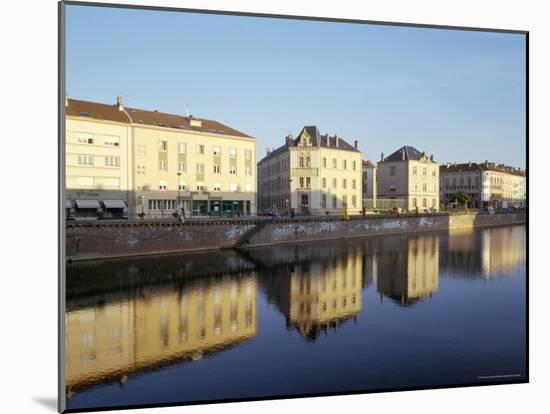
[65,224,526,410]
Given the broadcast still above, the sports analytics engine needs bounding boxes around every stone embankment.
[65,211,526,261]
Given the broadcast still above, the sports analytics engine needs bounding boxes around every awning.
[65,200,72,209]
[75,199,100,209]
[103,199,127,209]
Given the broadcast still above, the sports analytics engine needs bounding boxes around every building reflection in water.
[260,245,365,341]
[441,225,526,279]
[376,234,440,307]
[66,275,257,396]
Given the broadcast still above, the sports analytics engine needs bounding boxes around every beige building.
[362,160,377,209]
[377,146,440,212]
[66,97,257,219]
[66,276,257,394]
[257,126,362,215]
[440,161,526,209]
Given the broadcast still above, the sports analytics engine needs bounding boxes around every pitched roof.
[362,160,376,168]
[441,162,526,177]
[66,99,131,124]
[66,98,253,138]
[382,146,434,162]
[259,125,360,163]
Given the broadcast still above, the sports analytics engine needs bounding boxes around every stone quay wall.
[66,212,526,261]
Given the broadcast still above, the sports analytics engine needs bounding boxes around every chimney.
[116,96,124,111]
[335,134,339,147]
[380,152,384,161]
[266,147,272,157]
[401,148,406,160]
[65,93,69,108]
[286,134,293,147]
[468,161,472,167]
[430,154,434,161]
[354,140,358,149]
[326,134,330,147]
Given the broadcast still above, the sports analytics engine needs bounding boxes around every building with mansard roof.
[377,145,440,212]
[257,126,362,216]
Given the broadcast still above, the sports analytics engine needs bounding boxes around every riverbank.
[65,211,525,261]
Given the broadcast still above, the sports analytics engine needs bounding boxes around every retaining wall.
[65,212,526,261]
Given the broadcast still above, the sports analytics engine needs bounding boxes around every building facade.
[362,160,377,209]
[377,146,440,212]
[66,97,257,219]
[440,161,526,209]
[257,126,362,215]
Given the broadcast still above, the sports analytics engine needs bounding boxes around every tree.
[452,190,470,207]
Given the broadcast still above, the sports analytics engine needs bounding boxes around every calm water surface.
[65,225,526,410]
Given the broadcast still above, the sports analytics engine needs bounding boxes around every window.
[76,133,93,144]
[352,195,356,208]
[245,166,252,176]
[77,154,94,166]
[323,157,327,168]
[332,196,337,208]
[412,166,417,175]
[352,179,356,189]
[343,160,347,169]
[422,183,427,192]
[299,177,304,188]
[322,177,326,188]
[159,141,167,151]
[102,178,120,190]
[332,159,337,168]
[321,194,327,208]
[432,169,436,177]
[342,195,348,207]
[136,144,146,155]
[213,182,221,192]
[353,161,356,170]
[306,157,311,167]
[178,142,187,153]
[137,165,145,174]
[213,165,221,174]
[159,180,167,191]
[306,177,311,188]
[422,198,427,207]
[390,166,396,176]
[178,161,186,172]
[423,167,427,176]
[332,178,337,188]
[413,198,417,207]
[196,163,204,174]
[159,160,168,171]
[179,182,186,191]
[196,144,205,155]
[196,182,205,191]
[229,148,237,158]
[245,183,252,192]
[343,179,347,189]
[104,136,119,146]
[299,157,304,168]
[432,198,436,208]
[230,183,238,192]
[104,156,120,167]
[230,165,237,175]
[245,149,252,160]
[213,146,221,156]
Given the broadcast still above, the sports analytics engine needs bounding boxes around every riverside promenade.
[65,211,526,262]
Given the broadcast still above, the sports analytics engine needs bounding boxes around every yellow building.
[65,97,257,218]
[66,276,257,394]
[257,126,363,215]
[377,146,440,212]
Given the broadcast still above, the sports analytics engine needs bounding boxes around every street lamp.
[177,172,182,215]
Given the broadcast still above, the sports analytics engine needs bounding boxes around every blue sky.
[66,5,526,168]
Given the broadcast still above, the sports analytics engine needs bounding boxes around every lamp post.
[177,172,182,216]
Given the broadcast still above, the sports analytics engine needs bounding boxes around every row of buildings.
[65,97,526,219]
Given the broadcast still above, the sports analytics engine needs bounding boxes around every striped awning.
[103,199,126,209]
[75,199,100,209]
